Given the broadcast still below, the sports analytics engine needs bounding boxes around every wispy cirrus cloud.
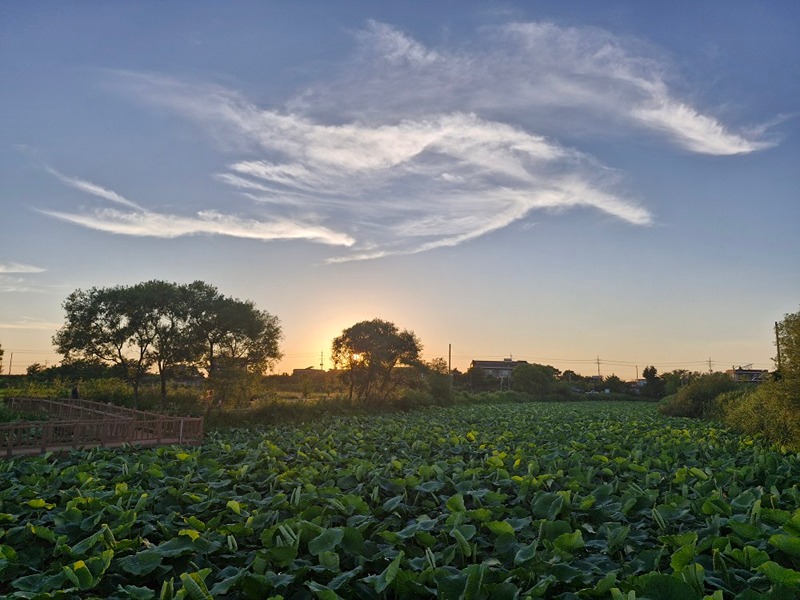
[39,206,355,246]
[46,168,144,210]
[0,262,46,274]
[0,318,62,330]
[104,73,652,261]
[0,263,45,293]
[295,21,773,156]
[49,20,771,261]
[40,169,355,247]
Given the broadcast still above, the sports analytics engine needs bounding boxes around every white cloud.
[294,21,772,156]
[39,206,355,247]
[105,74,651,259]
[0,319,61,330]
[70,19,771,261]
[0,262,46,274]
[631,100,773,155]
[47,168,144,210]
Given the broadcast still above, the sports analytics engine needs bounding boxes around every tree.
[776,306,800,380]
[512,363,558,397]
[641,365,665,398]
[661,369,700,396]
[53,280,283,409]
[603,374,627,394]
[423,358,453,405]
[54,286,155,407]
[183,281,282,408]
[139,281,196,409]
[331,318,422,404]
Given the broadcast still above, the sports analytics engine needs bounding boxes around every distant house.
[470,358,529,379]
[291,367,327,380]
[726,367,769,383]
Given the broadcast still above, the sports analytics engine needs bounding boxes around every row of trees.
[52,281,282,408]
[6,281,798,414]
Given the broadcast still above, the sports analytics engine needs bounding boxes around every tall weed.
[720,379,800,450]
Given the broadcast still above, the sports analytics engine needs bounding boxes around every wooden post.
[41,423,50,454]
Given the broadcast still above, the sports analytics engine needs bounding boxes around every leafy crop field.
[1,402,798,599]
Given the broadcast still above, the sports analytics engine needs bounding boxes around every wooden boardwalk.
[1,397,203,458]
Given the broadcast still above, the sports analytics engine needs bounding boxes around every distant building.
[291,367,326,379]
[726,367,769,383]
[470,358,529,379]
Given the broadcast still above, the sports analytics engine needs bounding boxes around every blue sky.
[1,1,798,378]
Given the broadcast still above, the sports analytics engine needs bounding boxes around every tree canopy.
[331,318,422,404]
[53,280,282,408]
[512,363,558,397]
[776,305,800,379]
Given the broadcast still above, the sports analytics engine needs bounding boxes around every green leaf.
[462,563,486,600]
[758,561,800,587]
[514,540,538,565]
[11,570,69,593]
[63,560,95,590]
[179,570,214,600]
[306,581,343,600]
[374,551,404,593]
[318,550,340,571]
[309,528,345,555]
[643,574,702,600]
[485,520,515,536]
[671,544,696,573]
[117,584,157,600]
[118,550,163,576]
[327,566,362,591]
[727,519,762,540]
[531,492,564,521]
[770,534,800,557]
[446,494,466,512]
[553,530,584,556]
[452,528,472,557]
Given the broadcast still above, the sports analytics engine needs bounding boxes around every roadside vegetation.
[658,306,800,450]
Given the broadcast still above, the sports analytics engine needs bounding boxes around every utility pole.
[320,351,324,372]
[775,321,782,372]
[596,356,601,377]
[708,357,713,373]
[8,352,12,376]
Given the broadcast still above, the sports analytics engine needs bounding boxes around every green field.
[1,402,798,599]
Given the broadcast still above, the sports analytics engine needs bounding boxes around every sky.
[1,1,798,379]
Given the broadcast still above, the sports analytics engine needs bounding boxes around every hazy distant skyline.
[2,1,798,378]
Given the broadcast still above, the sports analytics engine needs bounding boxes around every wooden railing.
[1,397,203,458]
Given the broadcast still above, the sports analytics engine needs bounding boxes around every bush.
[0,403,44,422]
[79,378,137,407]
[720,379,800,450]
[658,373,739,418]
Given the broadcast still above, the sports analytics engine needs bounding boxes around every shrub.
[79,378,136,407]
[658,372,739,418]
[720,379,800,450]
